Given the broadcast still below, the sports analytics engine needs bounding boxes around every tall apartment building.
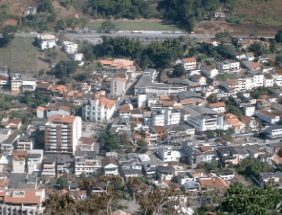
[111,77,126,96]
[45,115,82,154]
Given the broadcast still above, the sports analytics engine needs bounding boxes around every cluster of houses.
[2,34,282,214]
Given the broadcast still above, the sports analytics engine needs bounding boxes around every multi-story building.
[63,41,78,54]
[102,157,119,176]
[12,150,28,173]
[216,59,240,72]
[27,149,43,175]
[75,151,101,176]
[1,135,19,154]
[82,92,116,122]
[150,109,181,126]
[275,70,282,87]
[37,34,57,50]
[42,154,57,176]
[264,73,274,87]
[45,115,82,154]
[17,135,34,151]
[157,146,181,162]
[201,65,218,78]
[182,57,197,70]
[111,77,126,96]
[10,73,22,94]
[209,102,226,113]
[0,189,45,215]
[255,110,280,124]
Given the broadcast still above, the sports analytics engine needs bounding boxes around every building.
[217,146,239,165]
[201,65,219,78]
[99,59,136,73]
[0,189,45,215]
[224,113,246,133]
[190,75,206,85]
[144,68,158,82]
[134,76,187,96]
[157,146,181,162]
[21,81,37,92]
[216,60,240,72]
[265,125,282,139]
[24,7,37,15]
[83,92,116,122]
[17,135,34,151]
[63,41,78,54]
[69,53,84,62]
[0,66,10,86]
[275,70,282,87]
[45,115,82,154]
[78,137,98,151]
[264,73,274,87]
[37,105,71,119]
[37,34,57,50]
[255,110,280,124]
[42,154,57,176]
[27,150,43,175]
[111,77,126,96]
[12,150,28,173]
[182,57,197,70]
[102,157,119,176]
[1,135,19,154]
[10,73,22,94]
[75,151,101,176]
[209,102,226,113]
[5,119,22,130]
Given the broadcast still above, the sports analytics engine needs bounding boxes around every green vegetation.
[216,72,237,81]
[57,177,70,190]
[207,93,218,103]
[88,21,181,31]
[0,95,19,110]
[0,38,38,73]
[206,130,216,139]
[52,60,78,82]
[237,157,274,178]
[19,91,51,109]
[225,99,244,117]
[99,20,117,32]
[136,139,148,153]
[221,183,282,214]
[275,30,282,43]
[198,161,221,174]
[81,36,184,69]
[99,129,122,151]
[171,65,186,77]
[248,43,269,57]
[251,87,271,99]
[83,0,155,19]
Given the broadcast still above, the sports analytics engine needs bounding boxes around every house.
[264,73,274,87]
[219,168,235,180]
[201,65,218,78]
[52,85,67,96]
[144,68,158,82]
[205,39,219,47]
[224,113,246,133]
[259,171,282,185]
[56,154,74,175]
[200,177,229,190]
[0,178,9,189]
[42,154,57,176]
[24,7,37,15]
[17,135,34,151]
[275,70,282,87]
[182,57,197,70]
[241,116,258,129]
[100,59,136,73]
[214,11,226,18]
[10,73,22,94]
[157,146,181,162]
[5,119,22,130]
[78,137,98,152]
[1,135,19,154]
[118,156,143,178]
[27,150,43,175]
[265,125,282,139]
[255,110,280,124]
[190,75,206,85]
[37,34,57,50]
[69,53,84,62]
[83,92,116,122]
[217,146,239,165]
[152,126,167,140]
[0,128,11,143]
[10,104,27,111]
[37,105,71,119]
[216,60,240,72]
[21,81,37,92]
[0,189,45,215]
[12,150,28,173]
[102,157,119,176]
[63,41,78,54]
[157,166,174,181]
[243,61,263,71]
[111,77,126,96]
[36,82,53,94]
[177,172,197,185]
[209,102,226,113]
[183,181,201,193]
[119,104,133,118]
[75,151,101,176]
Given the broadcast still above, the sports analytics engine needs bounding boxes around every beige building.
[10,73,22,94]
[45,115,82,154]
[111,77,126,96]
[12,150,28,173]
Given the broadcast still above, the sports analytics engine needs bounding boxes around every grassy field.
[89,21,181,31]
[0,37,38,73]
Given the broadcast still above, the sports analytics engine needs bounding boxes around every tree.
[0,25,17,48]
[172,65,185,77]
[207,93,218,103]
[99,20,117,32]
[198,161,221,173]
[206,130,216,139]
[43,192,76,215]
[248,43,268,57]
[99,129,122,151]
[136,139,148,153]
[38,0,54,13]
[53,60,78,80]
[275,29,282,43]
[57,177,69,189]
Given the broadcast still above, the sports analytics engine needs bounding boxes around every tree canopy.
[99,129,122,151]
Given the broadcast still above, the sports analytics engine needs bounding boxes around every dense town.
[3,17,282,214]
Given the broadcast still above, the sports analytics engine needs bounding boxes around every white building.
[111,77,126,96]
[264,73,274,87]
[63,41,78,54]
[69,53,84,62]
[255,110,280,124]
[209,102,226,113]
[37,34,57,50]
[265,125,282,139]
[183,57,197,70]
[157,146,182,162]
[216,59,240,72]
[275,70,282,87]
[144,68,158,82]
[151,109,181,126]
[21,81,37,92]
[45,115,82,154]
[17,135,34,151]
[190,75,206,85]
[102,157,119,176]
[12,150,28,173]
[75,151,101,176]
[27,149,43,175]
[201,65,219,78]
[83,93,116,122]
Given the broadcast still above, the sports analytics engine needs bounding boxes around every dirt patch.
[2,19,18,26]
[36,52,50,72]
